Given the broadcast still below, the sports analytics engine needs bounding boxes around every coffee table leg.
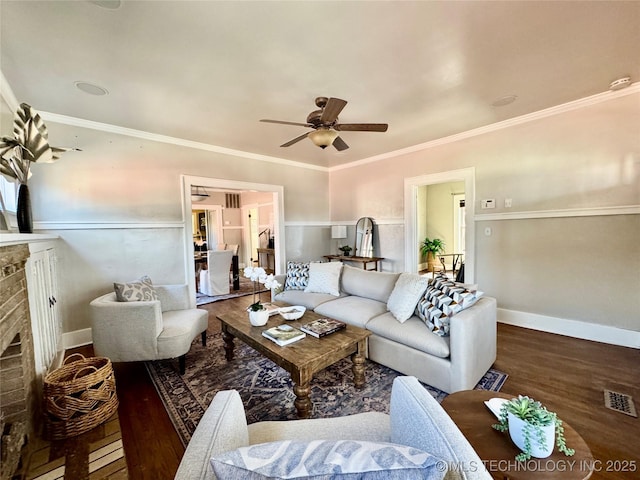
[293,382,312,419]
[352,340,367,389]
[222,331,235,361]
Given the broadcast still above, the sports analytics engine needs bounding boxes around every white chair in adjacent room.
[199,250,233,296]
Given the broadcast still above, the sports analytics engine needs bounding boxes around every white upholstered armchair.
[89,284,208,374]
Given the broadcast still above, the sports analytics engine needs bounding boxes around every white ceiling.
[1,1,638,169]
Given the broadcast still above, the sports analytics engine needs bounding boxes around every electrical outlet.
[504,198,512,208]
[481,199,495,209]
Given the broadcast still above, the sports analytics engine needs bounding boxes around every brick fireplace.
[0,244,37,480]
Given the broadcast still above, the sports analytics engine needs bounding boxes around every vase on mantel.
[16,183,33,234]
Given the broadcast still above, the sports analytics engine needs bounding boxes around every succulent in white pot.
[492,395,575,461]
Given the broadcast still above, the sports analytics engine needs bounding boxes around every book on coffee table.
[262,324,306,346]
[299,318,347,338]
[261,303,281,316]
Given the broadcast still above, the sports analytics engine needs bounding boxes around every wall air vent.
[226,194,240,209]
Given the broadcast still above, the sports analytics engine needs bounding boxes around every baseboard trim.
[62,328,93,350]
[498,308,639,349]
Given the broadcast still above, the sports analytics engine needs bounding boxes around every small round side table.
[441,390,594,480]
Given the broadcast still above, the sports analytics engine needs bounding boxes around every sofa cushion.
[387,273,430,323]
[315,296,389,329]
[367,313,450,358]
[284,261,310,291]
[113,275,158,302]
[304,262,343,296]
[210,439,445,480]
[274,289,343,310]
[341,265,401,303]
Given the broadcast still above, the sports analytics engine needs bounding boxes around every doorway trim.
[404,168,475,282]
[181,175,286,301]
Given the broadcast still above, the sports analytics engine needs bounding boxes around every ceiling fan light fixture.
[191,186,210,202]
[309,128,339,149]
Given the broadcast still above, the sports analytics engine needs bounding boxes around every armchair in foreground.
[89,284,208,374]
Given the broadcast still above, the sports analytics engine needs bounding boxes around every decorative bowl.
[278,306,306,321]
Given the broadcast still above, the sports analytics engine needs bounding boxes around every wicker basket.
[43,353,119,440]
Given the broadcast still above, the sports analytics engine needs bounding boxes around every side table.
[323,254,384,271]
[441,390,594,480]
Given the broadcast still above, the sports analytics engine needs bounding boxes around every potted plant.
[420,237,445,272]
[243,266,281,326]
[338,245,352,256]
[492,395,575,461]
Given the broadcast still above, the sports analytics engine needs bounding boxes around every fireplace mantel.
[0,233,59,247]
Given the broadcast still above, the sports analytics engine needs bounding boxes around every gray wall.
[330,92,639,332]
[1,106,330,335]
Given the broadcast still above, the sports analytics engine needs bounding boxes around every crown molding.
[330,82,640,172]
[38,111,329,173]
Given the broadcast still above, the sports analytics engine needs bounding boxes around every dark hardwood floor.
[67,296,639,480]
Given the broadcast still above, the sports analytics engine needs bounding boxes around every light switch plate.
[481,199,495,209]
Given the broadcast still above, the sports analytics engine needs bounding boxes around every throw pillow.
[210,439,446,480]
[415,274,484,336]
[304,261,343,296]
[387,273,430,323]
[284,261,310,291]
[113,275,158,302]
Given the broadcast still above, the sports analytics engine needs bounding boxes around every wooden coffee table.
[217,306,371,419]
[441,390,594,480]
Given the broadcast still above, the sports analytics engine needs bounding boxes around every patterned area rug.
[146,333,507,446]
[196,277,268,306]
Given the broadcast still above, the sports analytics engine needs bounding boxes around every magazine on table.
[262,324,306,346]
[299,318,347,338]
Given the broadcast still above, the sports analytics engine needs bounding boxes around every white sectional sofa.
[273,264,497,393]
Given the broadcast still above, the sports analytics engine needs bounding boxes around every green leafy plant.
[338,245,352,255]
[420,237,445,258]
[492,395,575,461]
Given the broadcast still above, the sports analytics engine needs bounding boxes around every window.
[0,176,17,213]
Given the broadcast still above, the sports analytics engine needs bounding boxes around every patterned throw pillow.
[284,261,310,291]
[113,275,158,302]
[387,273,430,323]
[415,273,483,336]
[210,439,445,480]
[304,261,343,296]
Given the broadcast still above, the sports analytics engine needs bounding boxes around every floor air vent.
[604,389,637,417]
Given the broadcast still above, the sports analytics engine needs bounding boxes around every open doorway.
[404,168,475,283]
[182,176,286,300]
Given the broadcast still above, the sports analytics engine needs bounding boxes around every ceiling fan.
[260,97,388,151]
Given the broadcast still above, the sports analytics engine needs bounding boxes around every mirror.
[354,217,374,258]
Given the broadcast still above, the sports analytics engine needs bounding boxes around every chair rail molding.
[475,204,640,221]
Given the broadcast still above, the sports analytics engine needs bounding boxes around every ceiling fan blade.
[333,136,349,151]
[335,123,388,132]
[320,98,347,124]
[280,132,309,147]
[261,119,311,127]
